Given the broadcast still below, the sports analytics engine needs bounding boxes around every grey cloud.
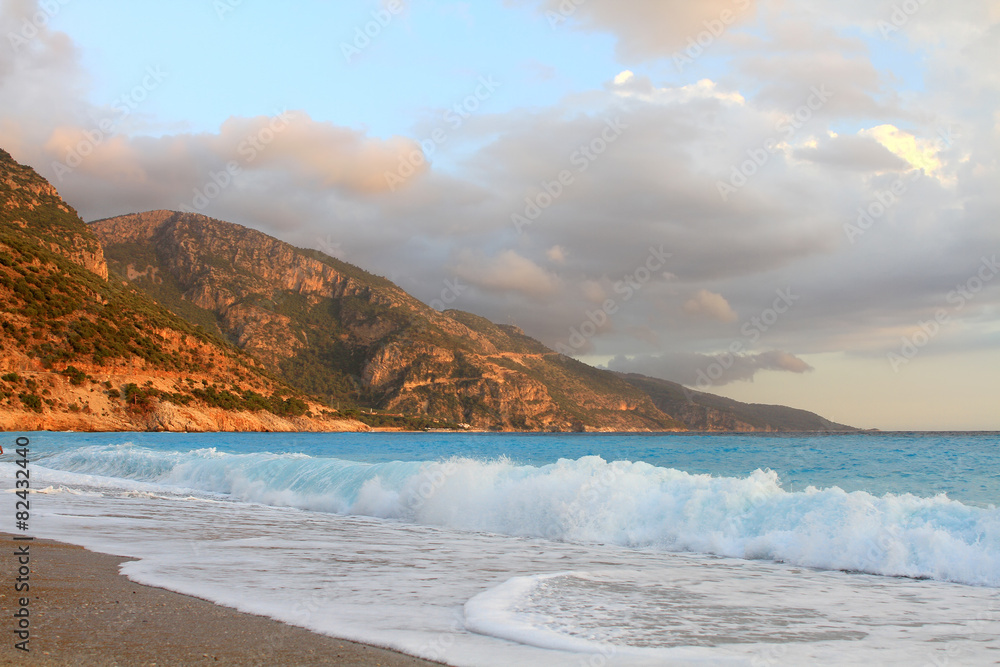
[793,134,910,171]
[606,350,814,387]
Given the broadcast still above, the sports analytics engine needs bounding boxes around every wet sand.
[2,535,443,666]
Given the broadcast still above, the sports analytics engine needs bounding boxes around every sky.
[1,0,999,430]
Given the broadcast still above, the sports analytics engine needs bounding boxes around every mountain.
[90,209,854,432]
[89,211,689,431]
[0,144,852,434]
[618,373,855,432]
[0,148,368,432]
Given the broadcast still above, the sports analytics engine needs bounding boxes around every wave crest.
[38,447,1000,587]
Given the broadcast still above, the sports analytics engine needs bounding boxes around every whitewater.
[3,432,999,665]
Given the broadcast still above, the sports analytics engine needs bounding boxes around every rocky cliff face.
[0,149,108,279]
[0,149,367,433]
[92,211,687,431]
[0,367,369,433]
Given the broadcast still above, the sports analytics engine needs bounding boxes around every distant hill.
[618,373,856,432]
[90,211,688,431]
[0,148,368,432]
[90,209,854,432]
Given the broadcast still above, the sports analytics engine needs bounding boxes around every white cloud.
[860,124,946,178]
[683,289,739,322]
[612,74,745,106]
[531,0,758,61]
[453,249,560,299]
[613,70,634,86]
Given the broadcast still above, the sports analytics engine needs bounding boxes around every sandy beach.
[2,535,442,666]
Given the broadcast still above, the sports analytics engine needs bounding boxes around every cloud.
[532,0,758,61]
[793,133,910,172]
[580,279,607,303]
[453,249,560,299]
[607,350,814,386]
[683,289,739,322]
[860,124,945,177]
[35,112,420,195]
[613,70,635,86]
[217,114,424,193]
[611,73,746,106]
[0,0,86,158]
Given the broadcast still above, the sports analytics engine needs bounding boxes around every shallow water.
[3,431,999,665]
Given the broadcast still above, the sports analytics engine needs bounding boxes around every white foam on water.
[462,572,738,664]
[5,462,1000,666]
[28,447,1000,586]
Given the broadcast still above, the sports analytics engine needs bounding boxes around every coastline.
[2,534,443,666]
[0,404,372,434]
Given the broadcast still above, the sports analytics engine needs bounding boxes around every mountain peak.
[89,210,179,243]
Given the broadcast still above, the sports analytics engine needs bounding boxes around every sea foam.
[38,445,1000,587]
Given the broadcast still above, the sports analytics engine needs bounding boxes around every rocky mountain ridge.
[92,210,684,431]
[0,145,853,432]
[0,148,370,432]
[90,208,855,432]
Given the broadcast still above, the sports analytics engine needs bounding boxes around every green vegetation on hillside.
[101,242,226,335]
[0,149,337,422]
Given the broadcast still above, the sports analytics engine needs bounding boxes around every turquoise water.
[4,430,1000,664]
[11,430,998,506]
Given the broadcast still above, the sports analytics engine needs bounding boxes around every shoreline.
[2,534,443,666]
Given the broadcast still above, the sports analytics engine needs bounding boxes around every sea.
[2,431,999,666]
